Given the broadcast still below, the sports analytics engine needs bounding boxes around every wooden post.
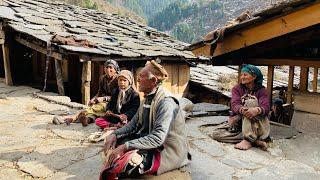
[238,65,242,83]
[267,66,274,107]
[54,59,65,95]
[299,67,309,92]
[312,67,318,92]
[32,51,38,81]
[287,66,295,104]
[81,61,91,104]
[2,43,13,86]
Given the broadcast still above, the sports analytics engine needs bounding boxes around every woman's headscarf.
[104,59,120,73]
[241,64,263,86]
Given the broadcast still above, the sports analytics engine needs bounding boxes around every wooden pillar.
[267,66,274,107]
[32,51,38,81]
[312,67,318,92]
[81,61,91,104]
[2,42,13,85]
[54,59,65,95]
[299,67,309,92]
[238,65,242,83]
[287,66,295,104]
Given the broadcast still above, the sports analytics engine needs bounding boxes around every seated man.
[101,60,191,179]
[95,70,140,129]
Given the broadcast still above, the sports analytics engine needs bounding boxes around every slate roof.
[0,0,197,61]
[190,64,301,98]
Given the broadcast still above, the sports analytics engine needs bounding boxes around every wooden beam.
[287,66,295,104]
[191,44,212,58]
[54,59,65,95]
[313,67,319,92]
[14,36,63,60]
[267,66,274,108]
[213,2,320,57]
[81,61,91,104]
[299,67,309,92]
[242,58,320,67]
[2,43,12,85]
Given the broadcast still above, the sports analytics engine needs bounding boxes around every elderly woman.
[229,64,270,150]
[95,70,140,129]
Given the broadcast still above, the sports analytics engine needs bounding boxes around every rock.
[221,158,260,170]
[187,149,234,180]
[268,146,284,157]
[47,155,102,180]
[199,116,228,124]
[18,143,101,178]
[191,139,225,157]
[0,168,25,180]
[178,97,193,111]
[244,160,320,180]
[276,134,320,170]
[192,103,229,113]
[185,118,208,139]
[48,123,99,141]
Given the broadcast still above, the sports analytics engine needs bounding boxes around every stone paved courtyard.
[1,82,320,179]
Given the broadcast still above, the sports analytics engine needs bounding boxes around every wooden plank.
[178,64,189,97]
[313,67,318,92]
[299,67,309,92]
[213,2,320,57]
[171,64,179,95]
[15,36,63,60]
[267,66,274,107]
[81,61,91,104]
[162,64,172,94]
[2,43,13,85]
[54,59,65,95]
[287,66,295,104]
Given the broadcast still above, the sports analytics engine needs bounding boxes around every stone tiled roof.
[0,0,197,61]
[190,64,301,98]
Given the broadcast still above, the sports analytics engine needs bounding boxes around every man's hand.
[104,133,117,151]
[243,107,260,120]
[96,97,105,103]
[119,114,128,122]
[107,144,127,166]
[88,98,98,106]
[105,110,114,117]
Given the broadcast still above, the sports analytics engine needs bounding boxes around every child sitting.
[95,70,140,129]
